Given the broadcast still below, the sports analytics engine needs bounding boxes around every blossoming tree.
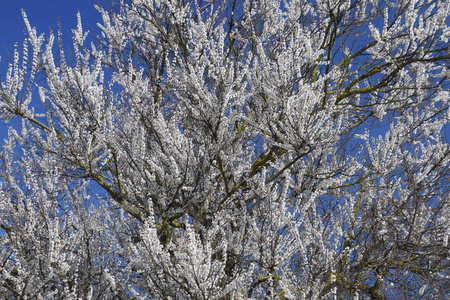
[0,0,449,298]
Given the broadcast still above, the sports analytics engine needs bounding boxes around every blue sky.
[0,0,106,75]
[0,0,107,140]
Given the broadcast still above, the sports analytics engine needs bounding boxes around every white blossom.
[0,0,449,298]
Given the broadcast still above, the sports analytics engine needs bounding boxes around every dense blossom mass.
[0,0,449,298]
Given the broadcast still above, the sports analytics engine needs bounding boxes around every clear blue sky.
[0,1,109,140]
[0,0,108,74]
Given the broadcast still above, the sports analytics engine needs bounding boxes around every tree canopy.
[0,0,449,298]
